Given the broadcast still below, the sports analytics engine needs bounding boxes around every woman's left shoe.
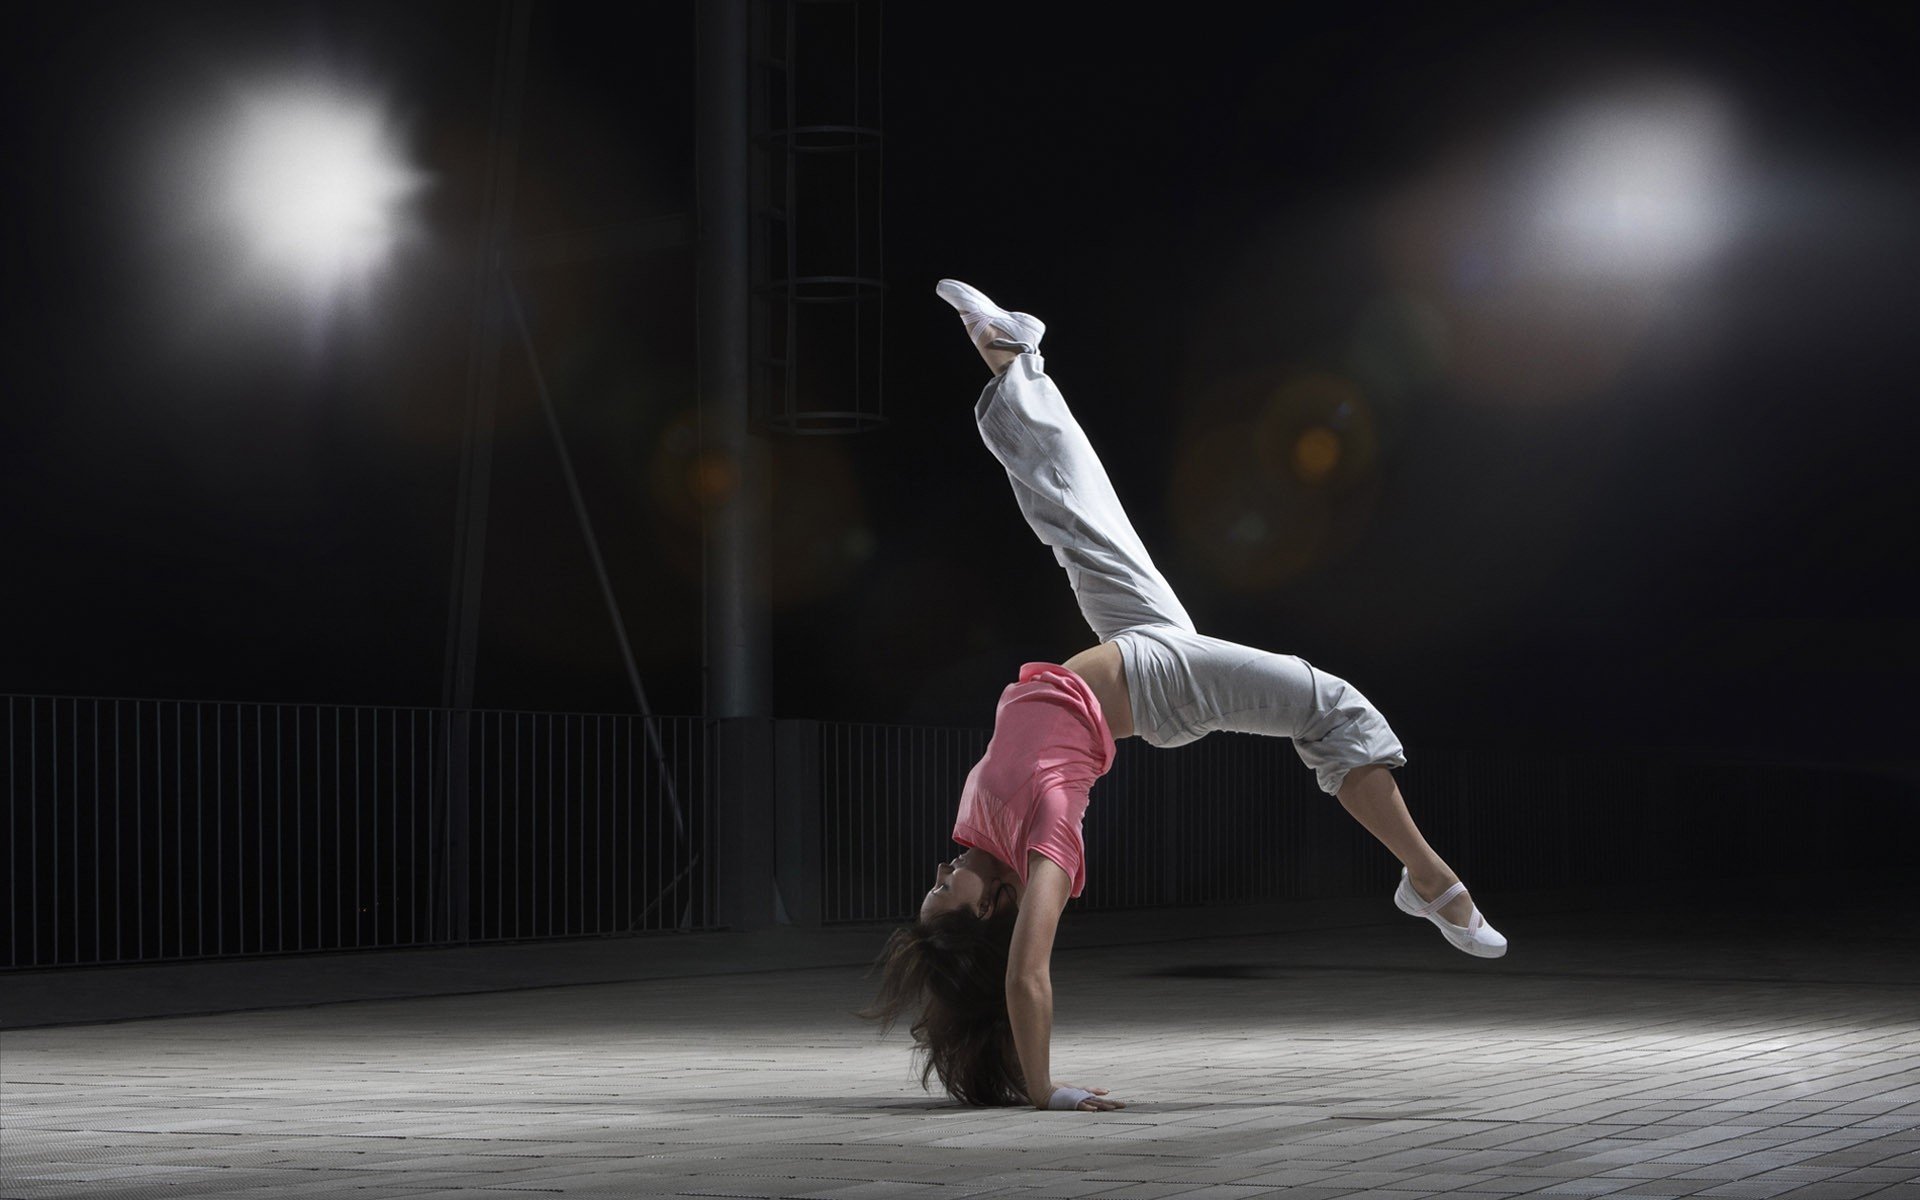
[1395,867,1508,958]
[934,279,1046,371]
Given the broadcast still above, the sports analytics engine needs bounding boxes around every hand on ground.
[1058,1083,1125,1111]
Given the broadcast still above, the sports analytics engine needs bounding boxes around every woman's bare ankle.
[1408,862,1458,895]
[1406,864,1475,927]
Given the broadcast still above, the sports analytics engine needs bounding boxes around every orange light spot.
[1293,427,1341,482]
[688,453,737,504]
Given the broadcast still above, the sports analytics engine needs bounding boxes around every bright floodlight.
[212,81,427,311]
[1524,82,1740,281]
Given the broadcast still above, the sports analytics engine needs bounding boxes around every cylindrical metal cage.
[752,0,886,435]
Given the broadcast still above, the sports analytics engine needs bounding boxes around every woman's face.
[919,851,995,923]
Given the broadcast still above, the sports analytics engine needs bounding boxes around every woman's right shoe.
[934,279,1046,360]
[1395,866,1508,958]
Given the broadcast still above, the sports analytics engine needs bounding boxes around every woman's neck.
[965,847,1022,901]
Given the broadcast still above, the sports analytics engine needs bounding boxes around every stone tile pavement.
[3,878,1918,1199]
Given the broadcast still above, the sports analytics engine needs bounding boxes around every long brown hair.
[857,884,1026,1106]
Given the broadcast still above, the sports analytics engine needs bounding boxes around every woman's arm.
[1006,852,1121,1105]
[1007,853,1074,1108]
[1006,857,1127,1112]
[1006,971,1055,1108]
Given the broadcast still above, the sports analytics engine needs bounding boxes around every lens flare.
[1293,427,1341,482]
[688,452,738,505]
[1255,372,1375,485]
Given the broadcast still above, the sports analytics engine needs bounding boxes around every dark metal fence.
[816,723,1913,925]
[6,695,1910,966]
[2,696,712,969]
[818,724,989,924]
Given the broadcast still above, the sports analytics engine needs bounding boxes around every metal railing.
[2,696,712,969]
[7,693,1910,966]
[819,724,989,923]
[817,723,1912,925]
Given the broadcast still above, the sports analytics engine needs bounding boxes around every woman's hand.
[1050,1082,1126,1111]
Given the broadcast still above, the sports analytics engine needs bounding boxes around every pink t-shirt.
[951,662,1117,899]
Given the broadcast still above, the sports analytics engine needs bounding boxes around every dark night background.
[2,1,1915,776]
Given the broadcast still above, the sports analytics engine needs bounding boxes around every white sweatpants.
[974,351,1406,795]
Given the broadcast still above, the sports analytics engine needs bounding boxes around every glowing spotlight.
[137,74,429,349]
[216,82,427,305]
[1523,81,1741,281]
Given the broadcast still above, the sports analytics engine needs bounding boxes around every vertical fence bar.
[502,709,510,941]
[212,704,222,956]
[388,709,397,946]
[595,716,603,935]
[564,714,572,933]
[823,723,833,923]
[578,715,586,934]
[514,712,523,938]
[52,699,61,963]
[650,717,660,930]
[472,709,482,943]
[135,703,144,962]
[274,706,283,954]
[353,709,362,948]
[544,715,552,937]
[7,698,15,968]
[377,707,385,944]
[413,708,423,945]
[93,705,102,964]
[624,715,633,932]
[569,713,576,937]
[296,707,306,953]
[30,698,40,965]
[420,706,432,940]
[331,708,340,949]
[490,711,499,940]
[169,702,179,960]
[866,725,874,921]
[253,706,261,954]
[571,715,580,935]
[912,727,921,914]
[595,714,602,933]
[195,704,207,958]
[879,728,888,919]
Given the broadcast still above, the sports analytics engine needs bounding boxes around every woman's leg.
[1119,626,1401,785]
[971,348,1407,795]
[977,353,1403,783]
[974,351,1196,642]
[1337,765,1473,927]
[1121,626,1481,928]
[963,309,1485,933]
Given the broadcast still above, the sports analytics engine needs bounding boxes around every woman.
[860,280,1505,1114]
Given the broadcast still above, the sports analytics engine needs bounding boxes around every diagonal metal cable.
[503,276,691,852]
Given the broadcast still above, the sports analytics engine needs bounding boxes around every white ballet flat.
[1395,866,1507,958]
[934,278,1046,352]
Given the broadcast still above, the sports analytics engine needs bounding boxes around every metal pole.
[698,0,774,930]
[697,0,767,722]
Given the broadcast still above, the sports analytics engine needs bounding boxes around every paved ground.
[4,881,1920,1199]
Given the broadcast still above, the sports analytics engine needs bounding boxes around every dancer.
[860,281,1505,1114]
